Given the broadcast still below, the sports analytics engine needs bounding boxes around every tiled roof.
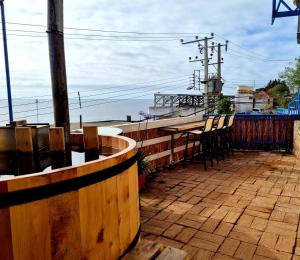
[254,91,273,99]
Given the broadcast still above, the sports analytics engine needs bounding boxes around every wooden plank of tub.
[10,200,51,260]
[117,169,131,254]
[15,127,33,153]
[79,182,105,259]
[103,177,120,259]
[49,191,81,260]
[83,126,99,151]
[0,183,13,260]
[49,127,65,152]
[129,161,140,239]
[0,208,13,260]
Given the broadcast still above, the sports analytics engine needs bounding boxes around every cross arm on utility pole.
[189,57,212,63]
[180,33,214,45]
[208,62,224,66]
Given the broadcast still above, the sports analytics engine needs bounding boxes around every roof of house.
[254,91,273,99]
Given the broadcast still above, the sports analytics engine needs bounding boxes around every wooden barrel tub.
[0,134,139,260]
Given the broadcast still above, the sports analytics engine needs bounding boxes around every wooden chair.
[212,115,227,163]
[224,114,235,156]
[184,116,215,170]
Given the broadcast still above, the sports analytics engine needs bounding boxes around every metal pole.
[217,43,221,80]
[0,0,13,122]
[78,91,82,128]
[36,99,39,122]
[297,17,300,44]
[47,0,70,145]
[204,37,209,112]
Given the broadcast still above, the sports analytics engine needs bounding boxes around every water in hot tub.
[0,149,106,178]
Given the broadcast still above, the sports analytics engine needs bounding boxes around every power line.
[226,51,291,62]
[215,33,292,62]
[1,33,181,42]
[0,79,190,116]
[1,21,293,61]
[3,21,210,35]
[5,28,195,39]
[4,74,190,100]
[0,83,188,121]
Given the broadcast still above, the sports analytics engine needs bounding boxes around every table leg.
[169,133,174,164]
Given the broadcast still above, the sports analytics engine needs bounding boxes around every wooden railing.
[232,114,300,151]
[118,116,203,170]
[0,134,139,260]
[116,115,300,172]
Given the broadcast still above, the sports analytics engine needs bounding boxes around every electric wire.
[4,21,210,35]
[2,33,181,42]
[5,29,195,39]
[0,83,189,122]
[7,75,190,100]
[0,80,190,116]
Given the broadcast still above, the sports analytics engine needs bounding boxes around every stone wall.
[294,121,300,159]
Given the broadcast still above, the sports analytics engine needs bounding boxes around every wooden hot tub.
[0,133,139,260]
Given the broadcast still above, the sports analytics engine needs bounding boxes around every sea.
[0,98,154,125]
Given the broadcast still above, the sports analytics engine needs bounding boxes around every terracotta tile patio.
[140,152,300,260]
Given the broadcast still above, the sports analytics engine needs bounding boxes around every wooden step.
[122,240,189,260]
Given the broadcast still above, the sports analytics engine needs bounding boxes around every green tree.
[268,83,290,97]
[217,98,232,114]
[265,79,287,91]
[277,96,291,108]
[268,83,290,108]
[279,57,300,94]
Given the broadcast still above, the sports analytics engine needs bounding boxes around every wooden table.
[162,121,206,163]
[162,121,206,133]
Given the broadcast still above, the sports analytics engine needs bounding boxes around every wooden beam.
[47,0,70,145]
[83,126,99,151]
[15,127,33,153]
[49,127,65,152]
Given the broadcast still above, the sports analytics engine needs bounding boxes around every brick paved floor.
[140,152,300,260]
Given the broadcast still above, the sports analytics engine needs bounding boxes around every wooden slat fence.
[232,115,300,151]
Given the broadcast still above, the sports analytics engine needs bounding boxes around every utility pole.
[203,37,209,111]
[0,0,13,122]
[181,34,214,112]
[217,43,222,80]
[182,35,229,113]
[47,0,70,145]
[216,41,228,80]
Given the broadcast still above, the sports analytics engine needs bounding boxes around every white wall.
[235,94,253,113]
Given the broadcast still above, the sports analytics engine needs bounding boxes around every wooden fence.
[119,116,201,170]
[118,115,300,172]
[232,115,300,152]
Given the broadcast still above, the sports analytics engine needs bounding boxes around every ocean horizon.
[0,98,153,125]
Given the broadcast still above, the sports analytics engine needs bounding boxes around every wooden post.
[49,127,65,152]
[83,126,99,151]
[47,0,70,146]
[15,127,33,153]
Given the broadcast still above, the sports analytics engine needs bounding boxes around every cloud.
[0,0,298,100]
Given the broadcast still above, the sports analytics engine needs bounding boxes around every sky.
[0,0,299,101]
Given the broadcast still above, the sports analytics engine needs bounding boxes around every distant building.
[253,91,274,111]
[235,86,254,113]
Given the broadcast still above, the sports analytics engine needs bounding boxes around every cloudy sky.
[0,0,298,101]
